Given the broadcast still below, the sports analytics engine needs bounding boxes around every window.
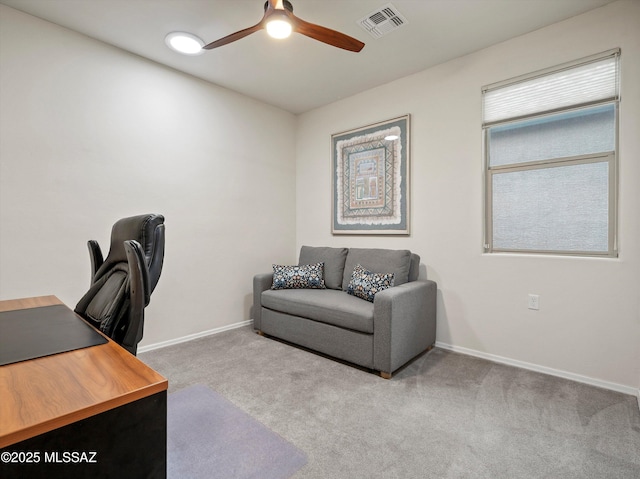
[482,49,620,256]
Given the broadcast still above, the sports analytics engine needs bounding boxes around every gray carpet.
[140,326,640,479]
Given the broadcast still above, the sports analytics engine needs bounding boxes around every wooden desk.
[0,296,168,477]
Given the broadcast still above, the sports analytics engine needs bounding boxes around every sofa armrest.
[372,280,437,375]
[253,273,273,331]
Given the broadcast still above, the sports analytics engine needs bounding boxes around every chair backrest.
[75,214,165,354]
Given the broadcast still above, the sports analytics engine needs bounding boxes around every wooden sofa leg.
[256,330,265,336]
[380,371,392,379]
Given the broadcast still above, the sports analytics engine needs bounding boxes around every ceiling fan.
[203,0,365,53]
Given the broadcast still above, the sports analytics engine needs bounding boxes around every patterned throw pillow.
[347,264,395,302]
[271,263,326,290]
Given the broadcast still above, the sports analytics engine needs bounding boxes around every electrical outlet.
[528,294,540,310]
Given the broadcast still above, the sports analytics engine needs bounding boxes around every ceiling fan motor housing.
[264,0,294,13]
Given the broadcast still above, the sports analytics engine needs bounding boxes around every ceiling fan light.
[165,32,204,55]
[266,19,292,39]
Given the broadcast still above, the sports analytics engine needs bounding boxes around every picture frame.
[332,115,410,235]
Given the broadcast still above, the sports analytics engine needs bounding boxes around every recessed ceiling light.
[165,32,204,55]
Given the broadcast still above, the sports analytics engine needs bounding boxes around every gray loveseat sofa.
[253,246,437,378]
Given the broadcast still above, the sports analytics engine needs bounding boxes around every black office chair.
[75,214,165,355]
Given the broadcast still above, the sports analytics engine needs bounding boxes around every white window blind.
[483,50,620,126]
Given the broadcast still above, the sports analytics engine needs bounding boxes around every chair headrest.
[93,214,164,282]
[108,214,164,264]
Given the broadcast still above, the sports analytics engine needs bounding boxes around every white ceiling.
[1,0,617,114]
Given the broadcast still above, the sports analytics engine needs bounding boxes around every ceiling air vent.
[358,3,407,39]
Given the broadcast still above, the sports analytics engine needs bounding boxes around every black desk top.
[0,304,107,366]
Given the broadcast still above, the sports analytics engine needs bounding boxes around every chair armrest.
[373,280,437,375]
[87,240,104,285]
[121,239,149,355]
[252,273,273,331]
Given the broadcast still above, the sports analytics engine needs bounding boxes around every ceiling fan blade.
[202,21,264,50]
[291,16,365,52]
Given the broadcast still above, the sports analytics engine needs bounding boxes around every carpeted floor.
[140,326,640,479]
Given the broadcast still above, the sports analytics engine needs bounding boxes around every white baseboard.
[435,341,638,397]
[137,319,253,354]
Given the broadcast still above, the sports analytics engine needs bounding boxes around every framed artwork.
[332,115,410,235]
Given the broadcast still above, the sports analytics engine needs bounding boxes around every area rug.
[167,384,307,479]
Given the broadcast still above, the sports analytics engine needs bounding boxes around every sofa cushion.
[272,263,326,290]
[261,289,374,333]
[409,253,421,282]
[347,264,395,302]
[342,248,412,291]
[299,246,348,290]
